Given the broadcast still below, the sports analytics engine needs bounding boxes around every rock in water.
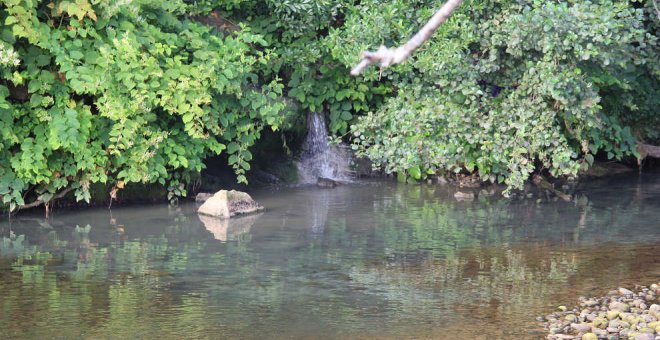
[198,190,263,218]
[454,191,475,201]
[317,177,338,188]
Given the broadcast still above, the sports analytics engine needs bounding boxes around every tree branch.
[350,0,464,76]
[16,187,73,211]
[639,143,660,159]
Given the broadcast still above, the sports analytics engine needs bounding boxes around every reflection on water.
[1,175,659,339]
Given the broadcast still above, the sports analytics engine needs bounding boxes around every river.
[1,174,659,339]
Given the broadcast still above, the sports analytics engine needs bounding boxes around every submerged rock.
[454,191,476,201]
[317,177,338,189]
[197,190,263,218]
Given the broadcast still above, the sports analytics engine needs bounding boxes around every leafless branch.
[16,187,73,211]
[639,143,660,159]
[350,0,464,76]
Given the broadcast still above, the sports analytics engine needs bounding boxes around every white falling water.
[296,112,353,184]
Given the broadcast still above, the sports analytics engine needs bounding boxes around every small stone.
[607,310,620,320]
[593,317,608,328]
[582,333,598,340]
[610,301,631,312]
[619,287,634,296]
[593,328,607,337]
[584,299,599,307]
[633,333,654,340]
[641,315,655,323]
[566,314,578,322]
[558,306,568,312]
[571,323,592,333]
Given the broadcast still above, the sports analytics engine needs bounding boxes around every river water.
[1,175,659,339]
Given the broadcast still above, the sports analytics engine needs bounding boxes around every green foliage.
[0,0,284,209]
[226,0,390,136]
[1,0,658,209]
[336,0,659,190]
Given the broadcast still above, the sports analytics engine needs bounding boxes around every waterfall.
[296,112,353,184]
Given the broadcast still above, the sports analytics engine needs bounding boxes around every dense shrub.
[332,0,659,189]
[0,0,283,210]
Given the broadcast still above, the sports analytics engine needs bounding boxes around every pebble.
[542,282,659,339]
[571,323,591,333]
[607,310,620,320]
[582,333,597,340]
[620,287,635,296]
[634,333,654,340]
[610,301,631,312]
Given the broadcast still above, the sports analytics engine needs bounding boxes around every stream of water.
[296,111,353,184]
[1,174,659,339]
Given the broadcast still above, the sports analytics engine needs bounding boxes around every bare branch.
[351,0,464,76]
[639,143,660,159]
[16,187,73,211]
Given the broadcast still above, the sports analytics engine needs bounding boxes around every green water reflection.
[1,175,659,339]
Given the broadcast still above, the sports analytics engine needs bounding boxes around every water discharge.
[0,174,659,339]
[296,111,354,184]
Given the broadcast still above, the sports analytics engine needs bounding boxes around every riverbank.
[543,284,660,339]
[3,158,657,216]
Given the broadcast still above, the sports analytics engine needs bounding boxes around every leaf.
[585,154,594,166]
[5,16,18,25]
[70,50,84,60]
[340,111,352,121]
[409,166,422,180]
[227,142,239,154]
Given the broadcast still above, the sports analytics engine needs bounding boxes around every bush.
[332,0,659,190]
[2,0,658,210]
[0,0,284,210]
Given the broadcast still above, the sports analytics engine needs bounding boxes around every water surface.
[1,175,659,339]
